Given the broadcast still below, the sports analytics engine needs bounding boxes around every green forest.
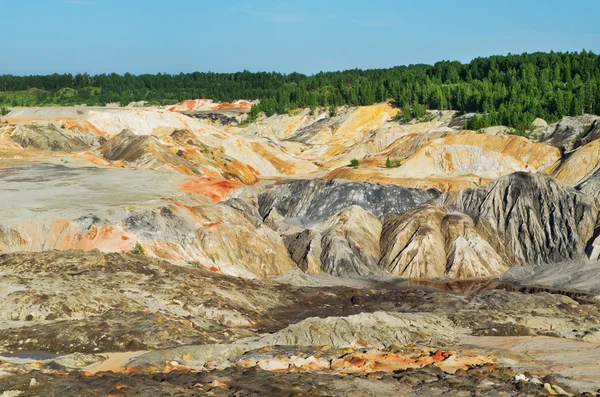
[1,51,599,132]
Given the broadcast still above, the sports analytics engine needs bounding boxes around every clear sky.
[2,0,600,76]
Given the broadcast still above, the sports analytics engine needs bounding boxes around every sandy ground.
[82,351,148,374]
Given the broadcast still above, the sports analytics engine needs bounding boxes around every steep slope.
[284,206,384,278]
[238,104,402,142]
[222,135,320,176]
[379,204,448,278]
[540,114,600,151]
[379,204,506,279]
[100,129,200,174]
[548,139,600,186]
[378,172,599,279]
[318,206,383,278]
[437,172,598,267]
[373,132,559,179]
[168,99,252,112]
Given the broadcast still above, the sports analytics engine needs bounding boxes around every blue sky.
[2,0,600,75]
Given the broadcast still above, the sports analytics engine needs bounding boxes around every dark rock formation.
[183,112,240,125]
[257,179,439,225]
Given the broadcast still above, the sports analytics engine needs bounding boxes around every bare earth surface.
[2,103,600,396]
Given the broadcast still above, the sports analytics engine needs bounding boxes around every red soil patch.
[215,101,252,110]
[215,102,237,110]
[179,178,244,202]
[168,99,201,112]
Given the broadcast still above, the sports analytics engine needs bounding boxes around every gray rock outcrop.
[437,172,598,267]
[284,229,322,275]
[257,179,439,225]
[542,115,600,151]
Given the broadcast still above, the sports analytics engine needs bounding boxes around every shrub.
[329,105,337,117]
[349,158,360,167]
[385,157,403,168]
[131,242,145,256]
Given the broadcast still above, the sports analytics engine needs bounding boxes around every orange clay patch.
[4,117,109,137]
[179,178,244,202]
[53,222,134,253]
[330,349,485,374]
[62,119,109,136]
[168,99,200,112]
[215,101,252,110]
[72,152,111,166]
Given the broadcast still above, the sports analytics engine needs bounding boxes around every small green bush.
[385,157,403,168]
[131,242,145,256]
[349,158,360,168]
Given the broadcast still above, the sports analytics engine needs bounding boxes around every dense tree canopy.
[2,51,600,132]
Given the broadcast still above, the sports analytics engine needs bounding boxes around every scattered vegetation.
[349,158,360,168]
[385,157,404,168]
[2,51,600,133]
[131,242,145,256]
[0,104,9,116]
[329,105,337,117]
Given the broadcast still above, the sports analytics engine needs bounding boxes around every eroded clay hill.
[2,102,600,282]
[5,101,600,396]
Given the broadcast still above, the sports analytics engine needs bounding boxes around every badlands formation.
[2,102,600,395]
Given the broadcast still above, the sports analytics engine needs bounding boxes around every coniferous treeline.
[1,51,600,132]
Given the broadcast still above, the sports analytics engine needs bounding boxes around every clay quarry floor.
[3,104,600,395]
[0,251,599,396]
